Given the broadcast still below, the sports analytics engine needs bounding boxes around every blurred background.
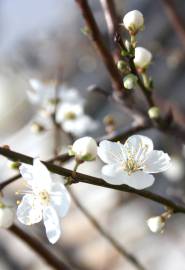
[0,0,185,269]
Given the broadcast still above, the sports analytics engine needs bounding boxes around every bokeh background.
[0,0,185,269]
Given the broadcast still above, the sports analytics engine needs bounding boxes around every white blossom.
[98,135,170,190]
[147,216,165,233]
[123,10,144,34]
[0,207,14,228]
[71,137,97,161]
[134,47,152,69]
[56,103,98,136]
[17,158,70,244]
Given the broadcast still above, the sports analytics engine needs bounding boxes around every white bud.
[148,107,160,119]
[123,74,138,89]
[134,47,152,69]
[71,137,97,161]
[124,40,131,51]
[147,216,165,233]
[123,10,144,34]
[0,207,14,228]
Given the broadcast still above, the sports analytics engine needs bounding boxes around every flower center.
[39,190,50,205]
[123,158,140,175]
[64,111,76,120]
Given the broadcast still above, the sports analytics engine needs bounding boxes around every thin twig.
[1,147,185,214]
[69,189,146,270]
[0,122,150,191]
[161,0,185,48]
[9,224,72,270]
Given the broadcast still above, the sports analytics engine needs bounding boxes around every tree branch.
[9,225,72,270]
[0,122,151,191]
[69,189,146,270]
[1,147,185,214]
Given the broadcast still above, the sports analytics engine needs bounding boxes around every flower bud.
[7,160,21,170]
[31,122,45,134]
[123,74,138,90]
[117,60,127,71]
[125,40,131,52]
[148,107,160,119]
[134,47,152,69]
[71,137,97,161]
[123,10,144,34]
[0,207,14,228]
[147,216,165,233]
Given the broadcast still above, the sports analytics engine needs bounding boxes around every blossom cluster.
[13,134,170,243]
[27,79,98,136]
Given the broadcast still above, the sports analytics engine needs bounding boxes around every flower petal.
[50,183,71,218]
[43,206,61,244]
[19,164,34,185]
[98,140,126,165]
[124,135,153,161]
[101,164,127,185]
[33,159,52,191]
[144,150,171,173]
[122,171,155,189]
[17,194,42,225]
[101,165,155,189]
[63,115,97,136]
[56,103,83,123]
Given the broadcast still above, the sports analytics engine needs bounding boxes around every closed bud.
[147,216,165,233]
[123,10,144,34]
[0,207,14,229]
[125,40,131,52]
[117,60,127,71]
[31,122,45,134]
[71,137,97,161]
[134,47,152,69]
[148,107,160,119]
[7,160,21,170]
[123,74,138,89]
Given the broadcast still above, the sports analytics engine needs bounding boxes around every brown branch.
[9,224,72,270]
[0,152,71,191]
[69,189,146,270]
[161,0,185,48]
[1,147,185,214]
[75,0,123,93]
[0,122,150,191]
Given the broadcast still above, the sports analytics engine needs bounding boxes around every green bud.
[148,107,160,119]
[121,49,128,57]
[8,161,21,170]
[117,60,127,71]
[123,74,138,90]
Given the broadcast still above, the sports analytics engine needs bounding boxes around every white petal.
[101,165,155,189]
[60,87,84,104]
[19,164,34,185]
[33,159,52,191]
[122,171,155,189]
[124,135,153,163]
[17,195,42,225]
[101,164,127,185]
[43,206,61,244]
[144,150,171,173]
[56,103,83,123]
[98,140,126,164]
[50,183,71,218]
[63,115,97,136]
